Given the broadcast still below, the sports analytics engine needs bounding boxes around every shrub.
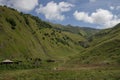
[44,33,49,36]
[11,26,16,30]
[32,31,36,34]
[23,16,29,26]
[0,24,3,30]
[78,41,89,48]
[42,37,45,40]
[56,38,69,46]
[46,59,55,63]
[31,16,52,28]
[6,18,16,26]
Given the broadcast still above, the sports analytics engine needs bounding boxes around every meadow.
[0,66,120,80]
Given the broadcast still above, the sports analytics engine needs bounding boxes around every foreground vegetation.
[0,66,120,80]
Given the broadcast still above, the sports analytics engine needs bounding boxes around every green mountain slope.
[0,6,86,61]
[49,23,100,37]
[65,23,120,67]
[1,6,119,67]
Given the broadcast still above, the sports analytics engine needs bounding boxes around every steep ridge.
[49,23,100,37]
[0,6,86,61]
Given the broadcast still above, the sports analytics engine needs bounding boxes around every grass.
[0,6,84,61]
[65,24,120,66]
[0,67,120,80]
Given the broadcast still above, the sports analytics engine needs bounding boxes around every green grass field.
[0,66,120,80]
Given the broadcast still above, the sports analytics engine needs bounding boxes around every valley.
[0,6,120,80]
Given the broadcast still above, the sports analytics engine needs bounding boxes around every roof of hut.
[2,59,13,62]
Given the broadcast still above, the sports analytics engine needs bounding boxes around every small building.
[0,59,14,65]
[0,59,22,65]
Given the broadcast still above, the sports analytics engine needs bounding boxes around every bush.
[31,16,52,28]
[55,38,69,46]
[0,24,3,30]
[6,18,16,26]
[23,16,29,26]
[78,41,89,48]
[11,26,16,30]
[46,59,55,63]
[42,37,45,40]
[44,33,49,36]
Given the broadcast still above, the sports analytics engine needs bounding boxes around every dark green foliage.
[46,59,55,63]
[51,31,55,35]
[23,16,30,26]
[31,16,52,28]
[87,36,93,42]
[6,18,16,26]
[11,26,16,30]
[51,38,54,41]
[20,12,24,15]
[0,24,3,30]
[78,41,89,48]
[32,31,36,34]
[55,38,69,46]
[3,5,17,11]
[44,33,49,36]
[42,37,45,40]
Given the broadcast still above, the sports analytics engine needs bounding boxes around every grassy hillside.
[0,6,86,62]
[65,23,120,67]
[0,67,120,80]
[0,6,120,66]
[49,23,100,37]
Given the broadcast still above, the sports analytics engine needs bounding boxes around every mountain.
[65,23,120,67]
[0,6,88,61]
[49,23,100,37]
[0,6,119,67]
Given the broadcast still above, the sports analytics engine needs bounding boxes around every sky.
[0,0,120,29]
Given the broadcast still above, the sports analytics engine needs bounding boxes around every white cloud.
[73,11,93,23]
[110,6,115,10]
[73,9,120,28]
[89,0,96,2]
[109,6,120,10]
[36,1,74,21]
[0,0,38,12]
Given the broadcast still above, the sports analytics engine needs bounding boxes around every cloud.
[73,9,120,28]
[89,0,96,2]
[110,6,115,10]
[0,0,38,12]
[73,11,93,23]
[36,1,74,21]
[110,6,120,10]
